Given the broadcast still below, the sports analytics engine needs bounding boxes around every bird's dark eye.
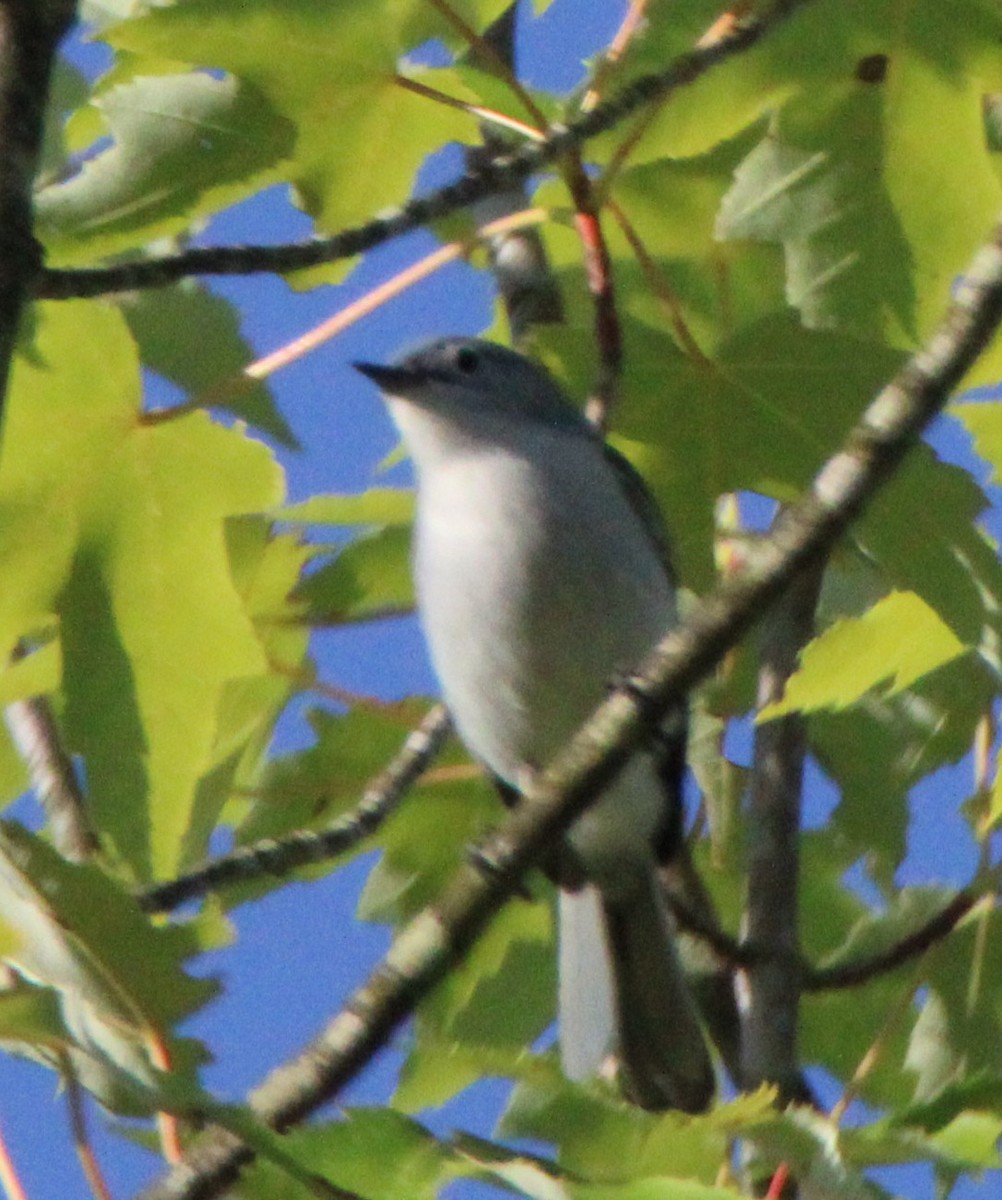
[455,346,479,374]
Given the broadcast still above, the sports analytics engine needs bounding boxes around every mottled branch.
[4,693,96,862]
[139,704,451,914]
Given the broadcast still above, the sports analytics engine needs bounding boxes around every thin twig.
[806,891,980,991]
[36,0,817,301]
[63,1057,113,1200]
[0,1116,27,1200]
[394,74,545,142]
[827,956,926,1125]
[139,705,451,913]
[137,204,1002,1200]
[580,0,652,112]
[4,693,97,862]
[605,196,711,364]
[145,1033,183,1163]
[422,0,548,128]
[567,170,621,431]
[670,883,984,992]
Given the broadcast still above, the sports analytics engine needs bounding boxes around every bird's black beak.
[353,361,420,392]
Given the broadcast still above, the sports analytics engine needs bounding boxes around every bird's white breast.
[412,427,676,873]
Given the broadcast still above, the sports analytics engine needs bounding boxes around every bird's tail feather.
[602,870,715,1112]
[558,886,616,1082]
[557,875,714,1112]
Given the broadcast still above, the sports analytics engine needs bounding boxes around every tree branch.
[36,0,816,302]
[739,562,823,1104]
[805,889,982,991]
[4,693,96,862]
[0,0,77,407]
[670,883,989,994]
[136,208,1002,1200]
[138,704,451,914]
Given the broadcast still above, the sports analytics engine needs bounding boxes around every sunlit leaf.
[1,302,282,880]
[762,591,968,718]
[297,526,414,623]
[37,72,294,262]
[120,281,297,447]
[0,824,217,1112]
[242,1109,460,1200]
[107,1,507,232]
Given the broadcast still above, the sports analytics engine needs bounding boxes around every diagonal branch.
[139,704,451,914]
[4,692,97,862]
[806,889,985,991]
[136,211,1002,1200]
[37,0,816,302]
[669,885,990,989]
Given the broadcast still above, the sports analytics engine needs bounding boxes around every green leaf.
[238,703,433,848]
[36,72,294,263]
[107,1,499,232]
[39,57,92,185]
[394,1034,502,1112]
[616,1,1002,358]
[906,907,1002,1099]
[716,122,914,343]
[816,887,960,973]
[895,1071,1002,1132]
[857,447,1002,648]
[761,591,967,718]
[359,769,498,921]
[0,500,76,668]
[928,1112,1002,1170]
[951,399,1002,484]
[1,301,283,881]
[284,488,418,624]
[297,526,414,623]
[179,519,313,863]
[0,981,67,1046]
[500,1075,734,1186]
[616,316,903,588]
[841,1111,1002,1175]
[427,897,553,1037]
[398,897,555,1109]
[0,824,218,1024]
[797,840,922,1110]
[0,641,61,709]
[243,1109,459,1200]
[811,654,995,888]
[572,1183,740,1200]
[0,823,216,1113]
[119,282,297,448]
[280,488,414,526]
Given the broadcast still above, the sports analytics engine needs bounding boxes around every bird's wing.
[600,442,678,588]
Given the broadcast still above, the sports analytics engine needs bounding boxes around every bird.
[355,337,714,1112]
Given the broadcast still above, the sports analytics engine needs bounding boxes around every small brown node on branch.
[856,54,889,84]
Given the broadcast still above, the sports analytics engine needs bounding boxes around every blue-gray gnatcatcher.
[356,338,714,1111]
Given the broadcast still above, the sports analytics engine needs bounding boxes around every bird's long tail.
[559,874,714,1113]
